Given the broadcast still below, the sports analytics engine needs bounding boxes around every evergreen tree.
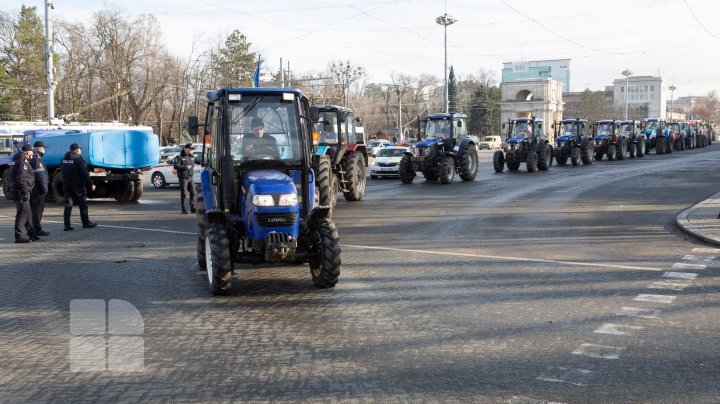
[448,66,460,113]
[468,84,501,136]
[213,30,256,87]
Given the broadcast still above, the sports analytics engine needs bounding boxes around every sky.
[4,0,720,97]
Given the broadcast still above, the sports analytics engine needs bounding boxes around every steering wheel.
[247,144,278,159]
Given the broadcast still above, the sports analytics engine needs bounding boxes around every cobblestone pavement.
[1,147,720,403]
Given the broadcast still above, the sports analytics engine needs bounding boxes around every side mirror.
[502,123,506,129]
[355,116,362,125]
[187,116,200,138]
[309,107,320,122]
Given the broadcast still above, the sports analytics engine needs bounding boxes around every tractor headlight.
[252,194,275,207]
[278,193,298,206]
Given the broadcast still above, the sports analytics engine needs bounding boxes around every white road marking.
[594,323,644,336]
[692,247,720,254]
[617,307,661,319]
[672,263,706,270]
[663,271,698,279]
[682,254,715,263]
[536,366,593,387]
[24,218,197,236]
[633,294,676,304]
[572,343,624,360]
[647,281,689,291]
[342,244,664,271]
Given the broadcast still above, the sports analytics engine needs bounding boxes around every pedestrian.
[61,143,97,231]
[173,143,197,214]
[29,140,50,236]
[10,145,41,243]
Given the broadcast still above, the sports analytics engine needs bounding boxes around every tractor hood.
[243,170,297,196]
[643,129,655,136]
[417,137,445,147]
[594,133,610,141]
[507,134,528,144]
[556,135,572,142]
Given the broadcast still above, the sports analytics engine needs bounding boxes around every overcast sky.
[5,0,720,97]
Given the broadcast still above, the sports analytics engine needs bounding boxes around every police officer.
[61,143,97,231]
[173,143,197,214]
[29,140,50,236]
[11,145,41,243]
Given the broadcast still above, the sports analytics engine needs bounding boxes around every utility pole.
[622,69,632,120]
[668,85,676,121]
[45,1,56,121]
[436,13,457,114]
[280,57,284,88]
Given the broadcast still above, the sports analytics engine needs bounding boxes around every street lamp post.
[622,69,632,120]
[668,85,677,121]
[436,13,457,114]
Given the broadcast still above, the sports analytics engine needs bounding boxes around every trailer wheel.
[342,152,365,201]
[114,181,135,202]
[399,155,415,183]
[129,180,143,202]
[205,223,233,295]
[459,144,478,181]
[51,172,64,204]
[308,219,341,289]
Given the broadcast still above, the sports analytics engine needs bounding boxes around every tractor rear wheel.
[342,152,366,201]
[526,151,538,172]
[581,145,592,165]
[492,151,505,173]
[637,138,646,157]
[205,223,233,295]
[399,155,415,183]
[570,147,581,166]
[537,144,551,171]
[439,155,455,184]
[308,219,341,289]
[656,137,665,154]
[314,156,333,207]
[459,144,478,181]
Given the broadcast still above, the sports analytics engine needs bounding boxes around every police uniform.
[173,144,197,214]
[61,144,96,230]
[12,146,38,243]
[29,141,49,235]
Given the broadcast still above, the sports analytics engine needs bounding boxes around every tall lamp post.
[436,13,457,114]
[622,69,632,120]
[668,85,677,121]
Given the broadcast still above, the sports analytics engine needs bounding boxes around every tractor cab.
[552,118,592,166]
[506,117,545,145]
[556,119,588,143]
[196,88,341,294]
[492,117,553,173]
[421,113,467,148]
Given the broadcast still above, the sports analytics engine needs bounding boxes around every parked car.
[149,152,203,188]
[367,139,393,156]
[159,146,182,162]
[478,135,502,150]
[369,146,408,179]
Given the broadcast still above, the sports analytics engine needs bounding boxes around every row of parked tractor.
[490,117,714,173]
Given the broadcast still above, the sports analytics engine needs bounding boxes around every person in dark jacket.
[240,118,278,159]
[61,143,97,231]
[12,145,41,243]
[173,143,197,214]
[28,141,50,236]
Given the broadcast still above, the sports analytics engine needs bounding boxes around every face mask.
[37,151,44,157]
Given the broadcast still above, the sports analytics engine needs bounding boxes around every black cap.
[250,118,264,128]
[33,140,46,148]
[70,143,81,151]
[21,145,32,152]
[184,143,195,149]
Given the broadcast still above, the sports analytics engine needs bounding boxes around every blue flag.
[253,56,261,88]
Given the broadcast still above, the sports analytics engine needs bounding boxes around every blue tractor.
[552,118,592,166]
[492,117,553,173]
[398,113,478,184]
[593,120,628,161]
[640,118,668,154]
[617,120,646,158]
[195,88,341,294]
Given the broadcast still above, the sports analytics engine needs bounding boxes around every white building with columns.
[500,78,564,140]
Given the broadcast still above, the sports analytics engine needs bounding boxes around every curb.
[675,189,720,247]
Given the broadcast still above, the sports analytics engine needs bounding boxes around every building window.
[620,87,624,93]
[650,85,654,91]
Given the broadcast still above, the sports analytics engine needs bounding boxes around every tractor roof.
[513,117,543,123]
[313,104,353,113]
[560,118,588,123]
[425,112,467,120]
[206,87,305,102]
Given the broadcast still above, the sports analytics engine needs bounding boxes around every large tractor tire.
[308,219,341,289]
[439,155,455,184]
[629,142,637,158]
[314,156,333,207]
[617,140,627,160]
[114,180,135,202]
[537,144,551,171]
[205,223,233,295]
[399,155,415,183]
[526,151,538,173]
[556,149,568,166]
[507,151,521,171]
[459,144,478,181]
[570,147,581,166]
[581,145,593,165]
[342,152,366,201]
[492,151,505,173]
[637,138,646,157]
[607,144,617,161]
[196,196,207,270]
[129,179,143,202]
[51,172,65,204]
[655,137,665,155]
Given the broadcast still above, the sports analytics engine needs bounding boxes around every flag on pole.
[252,56,262,88]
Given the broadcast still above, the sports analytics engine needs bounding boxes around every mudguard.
[314,146,329,156]
[457,138,475,156]
[200,169,215,211]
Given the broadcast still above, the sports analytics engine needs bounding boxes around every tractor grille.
[377,162,398,167]
[255,212,298,228]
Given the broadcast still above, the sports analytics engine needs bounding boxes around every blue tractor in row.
[553,118,593,166]
[195,88,341,294]
[493,117,553,173]
[399,113,478,184]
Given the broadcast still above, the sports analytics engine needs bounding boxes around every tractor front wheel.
[537,144,551,171]
[308,219,341,289]
[399,155,415,183]
[637,138,646,157]
[656,137,665,154]
[205,223,233,295]
[459,144,478,181]
[439,155,455,184]
[607,144,617,161]
[617,140,626,160]
[526,151,538,172]
[492,151,505,173]
[570,146,581,166]
[556,148,568,166]
[581,145,592,165]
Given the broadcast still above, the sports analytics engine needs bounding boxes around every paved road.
[1,147,719,403]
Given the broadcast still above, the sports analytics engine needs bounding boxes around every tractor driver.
[241,117,279,159]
